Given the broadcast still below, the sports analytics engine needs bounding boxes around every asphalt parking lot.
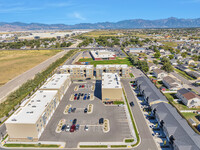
[39,80,132,148]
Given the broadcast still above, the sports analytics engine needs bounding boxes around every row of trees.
[129,53,149,73]
[161,57,174,73]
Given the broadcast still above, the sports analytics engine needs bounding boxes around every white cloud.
[71,12,86,20]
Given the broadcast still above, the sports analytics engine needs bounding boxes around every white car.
[65,125,70,132]
[84,125,89,131]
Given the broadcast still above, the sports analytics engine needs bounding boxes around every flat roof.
[96,64,128,69]
[102,73,122,89]
[90,50,115,58]
[60,65,93,69]
[40,74,70,90]
[6,90,58,124]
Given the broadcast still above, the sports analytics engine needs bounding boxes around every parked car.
[76,124,80,130]
[79,85,82,88]
[99,118,104,124]
[72,119,77,125]
[130,101,134,107]
[82,85,85,88]
[84,108,88,113]
[87,95,90,100]
[77,96,80,100]
[81,93,84,96]
[71,108,76,113]
[70,124,76,132]
[61,124,66,131]
[74,93,78,97]
[66,125,70,132]
[83,95,87,100]
[84,125,89,131]
[68,107,72,113]
[74,96,77,100]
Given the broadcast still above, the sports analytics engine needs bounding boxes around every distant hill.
[1,17,200,31]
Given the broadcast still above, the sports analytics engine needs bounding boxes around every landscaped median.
[56,119,66,133]
[87,104,93,114]
[64,104,72,114]
[122,89,140,147]
[4,143,60,148]
[79,145,108,148]
[103,119,110,133]
[111,145,127,148]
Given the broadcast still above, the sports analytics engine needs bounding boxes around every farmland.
[0,50,61,86]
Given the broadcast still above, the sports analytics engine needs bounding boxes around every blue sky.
[0,0,200,24]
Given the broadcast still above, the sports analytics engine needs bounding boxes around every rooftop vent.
[32,105,36,108]
[37,100,41,102]
[11,118,17,121]
[43,95,46,98]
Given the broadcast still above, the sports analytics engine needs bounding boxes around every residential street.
[121,79,158,150]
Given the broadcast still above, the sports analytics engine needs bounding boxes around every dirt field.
[0,50,62,86]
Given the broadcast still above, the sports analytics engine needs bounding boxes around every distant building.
[90,50,116,61]
[101,73,122,103]
[96,64,129,78]
[59,65,94,79]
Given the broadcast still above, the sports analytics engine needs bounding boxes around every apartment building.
[96,64,129,78]
[40,74,71,100]
[59,65,94,79]
[5,90,59,141]
[101,73,123,103]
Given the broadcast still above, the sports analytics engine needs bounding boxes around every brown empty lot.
[0,50,61,86]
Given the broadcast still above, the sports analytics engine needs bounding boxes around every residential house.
[176,64,190,72]
[153,69,168,79]
[187,71,200,80]
[148,63,158,71]
[176,88,200,107]
[162,76,182,91]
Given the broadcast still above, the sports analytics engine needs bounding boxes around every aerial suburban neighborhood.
[0,0,200,150]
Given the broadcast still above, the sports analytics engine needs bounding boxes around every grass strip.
[129,73,134,78]
[80,145,108,148]
[111,145,127,148]
[113,101,125,105]
[4,144,59,148]
[174,68,195,80]
[125,139,134,143]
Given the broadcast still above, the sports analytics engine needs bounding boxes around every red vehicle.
[74,96,77,100]
[82,85,84,88]
[70,124,76,132]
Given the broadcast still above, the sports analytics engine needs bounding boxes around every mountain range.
[0,17,200,31]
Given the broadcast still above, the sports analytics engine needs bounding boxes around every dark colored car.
[76,124,80,130]
[71,108,76,113]
[74,93,78,97]
[77,96,80,100]
[70,124,76,132]
[84,108,88,113]
[99,118,104,124]
[79,85,82,88]
[130,102,134,107]
[72,119,77,125]
[81,93,84,96]
[61,124,66,131]
[87,95,90,100]
[83,96,87,100]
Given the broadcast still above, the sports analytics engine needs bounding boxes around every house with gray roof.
[162,76,182,91]
[135,76,168,105]
[151,102,200,150]
[153,69,168,79]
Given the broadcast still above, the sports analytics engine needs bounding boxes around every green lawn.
[78,57,132,67]
[162,42,178,47]
[182,112,200,124]
[113,101,125,105]
[4,144,59,148]
[174,68,195,80]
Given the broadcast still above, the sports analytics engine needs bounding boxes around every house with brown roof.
[176,88,200,107]
[153,69,168,79]
[162,76,182,91]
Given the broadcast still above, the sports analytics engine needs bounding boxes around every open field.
[162,42,178,47]
[81,30,125,37]
[0,50,61,86]
[78,57,132,66]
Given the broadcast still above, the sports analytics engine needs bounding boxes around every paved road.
[121,79,158,150]
[171,72,200,94]
[0,50,70,103]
